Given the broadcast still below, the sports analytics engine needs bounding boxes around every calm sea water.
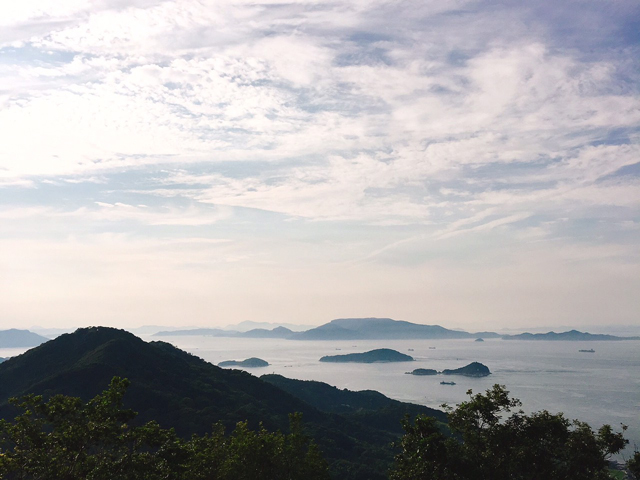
[3,336,639,459]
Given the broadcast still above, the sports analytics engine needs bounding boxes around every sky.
[0,0,639,332]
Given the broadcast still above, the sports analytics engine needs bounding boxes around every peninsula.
[320,348,414,363]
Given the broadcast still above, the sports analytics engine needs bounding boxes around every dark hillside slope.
[0,327,307,434]
[0,327,440,480]
[262,374,446,435]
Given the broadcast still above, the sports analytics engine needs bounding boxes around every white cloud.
[0,0,639,329]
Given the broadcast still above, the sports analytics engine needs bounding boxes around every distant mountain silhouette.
[225,320,310,332]
[0,329,49,348]
[153,327,236,337]
[151,318,500,341]
[153,326,294,338]
[0,327,445,480]
[293,318,499,340]
[502,330,640,341]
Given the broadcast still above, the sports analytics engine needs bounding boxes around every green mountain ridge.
[262,374,446,435]
[0,327,445,480]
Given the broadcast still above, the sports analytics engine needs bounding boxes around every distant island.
[408,362,491,377]
[502,330,640,341]
[320,348,414,363]
[293,318,500,340]
[442,362,491,377]
[218,357,269,368]
[475,338,484,342]
[408,368,438,376]
[0,329,49,348]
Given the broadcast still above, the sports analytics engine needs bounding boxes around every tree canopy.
[628,451,640,479]
[0,377,329,480]
[1,377,635,480]
[391,384,628,480]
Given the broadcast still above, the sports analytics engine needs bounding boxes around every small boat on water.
[579,349,595,353]
[440,381,456,385]
[429,347,436,350]
[408,348,414,351]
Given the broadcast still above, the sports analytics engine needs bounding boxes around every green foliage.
[628,451,640,479]
[0,377,329,480]
[608,468,625,480]
[391,384,628,480]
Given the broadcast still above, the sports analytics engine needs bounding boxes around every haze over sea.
[150,335,640,459]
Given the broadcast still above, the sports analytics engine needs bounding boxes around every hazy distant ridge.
[0,329,49,348]
[146,322,640,342]
[292,318,500,340]
[501,330,640,341]
[154,318,499,340]
[153,326,294,339]
[154,328,236,337]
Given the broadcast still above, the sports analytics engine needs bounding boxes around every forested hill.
[0,327,445,480]
[262,374,446,435]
